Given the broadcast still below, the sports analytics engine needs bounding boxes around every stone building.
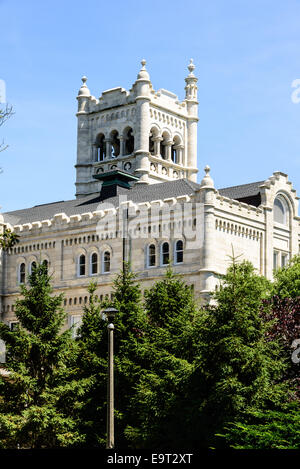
[0,60,299,335]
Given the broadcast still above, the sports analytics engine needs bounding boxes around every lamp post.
[103,307,118,449]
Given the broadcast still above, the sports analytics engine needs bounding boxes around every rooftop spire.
[77,76,91,97]
[188,58,195,76]
[200,165,214,188]
[137,59,150,81]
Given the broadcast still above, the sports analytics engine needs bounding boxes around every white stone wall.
[2,171,300,327]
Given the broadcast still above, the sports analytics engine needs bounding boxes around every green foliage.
[272,254,300,299]
[218,401,300,449]
[125,267,201,448]
[0,263,83,448]
[194,259,289,447]
[0,228,19,251]
[75,264,149,447]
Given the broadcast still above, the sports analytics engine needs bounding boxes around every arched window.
[29,261,37,275]
[149,133,155,155]
[161,242,169,266]
[42,259,48,273]
[110,130,120,158]
[171,136,181,164]
[78,254,86,276]
[147,244,156,267]
[274,197,287,225]
[149,127,159,156]
[160,132,170,160]
[175,240,183,264]
[90,252,98,275]
[103,251,111,273]
[19,263,25,284]
[124,127,134,155]
[95,133,106,161]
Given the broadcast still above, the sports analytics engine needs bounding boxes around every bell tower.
[75,60,199,198]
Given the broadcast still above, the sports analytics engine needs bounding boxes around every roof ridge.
[218,180,265,191]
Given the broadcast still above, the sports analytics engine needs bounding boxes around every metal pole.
[106,322,114,449]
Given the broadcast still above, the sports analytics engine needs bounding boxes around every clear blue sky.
[1,0,300,213]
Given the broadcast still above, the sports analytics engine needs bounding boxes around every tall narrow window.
[110,130,120,158]
[273,251,279,270]
[78,254,86,276]
[95,133,106,161]
[29,261,37,275]
[91,252,98,275]
[274,197,287,225]
[175,240,183,264]
[42,259,48,273]
[281,253,288,268]
[69,315,82,339]
[161,242,169,266]
[19,263,25,284]
[103,251,111,273]
[124,127,134,155]
[148,244,156,267]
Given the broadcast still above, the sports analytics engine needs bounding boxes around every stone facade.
[0,60,300,333]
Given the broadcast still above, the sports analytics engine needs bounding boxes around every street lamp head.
[103,307,119,323]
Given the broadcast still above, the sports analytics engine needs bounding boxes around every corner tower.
[75,60,199,198]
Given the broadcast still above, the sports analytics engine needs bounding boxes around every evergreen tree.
[0,262,83,448]
[125,268,201,448]
[0,228,19,251]
[218,401,300,449]
[194,259,289,448]
[272,254,300,299]
[75,264,148,447]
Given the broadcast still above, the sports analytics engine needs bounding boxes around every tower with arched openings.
[75,59,198,198]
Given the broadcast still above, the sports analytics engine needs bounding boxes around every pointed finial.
[77,75,90,97]
[200,165,214,188]
[188,58,195,76]
[137,59,150,80]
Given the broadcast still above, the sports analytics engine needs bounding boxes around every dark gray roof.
[218,180,265,207]
[218,181,265,199]
[3,178,200,225]
[3,177,267,226]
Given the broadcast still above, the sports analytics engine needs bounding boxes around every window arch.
[90,252,98,275]
[95,133,106,161]
[109,130,120,158]
[161,242,170,266]
[19,263,26,284]
[78,254,86,277]
[123,127,134,155]
[171,135,181,164]
[29,261,37,275]
[274,196,288,225]
[174,240,184,264]
[102,251,111,273]
[149,126,160,156]
[147,244,156,267]
[42,259,49,273]
[160,131,171,160]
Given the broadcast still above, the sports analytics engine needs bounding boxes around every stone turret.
[185,59,198,182]
[132,60,151,184]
